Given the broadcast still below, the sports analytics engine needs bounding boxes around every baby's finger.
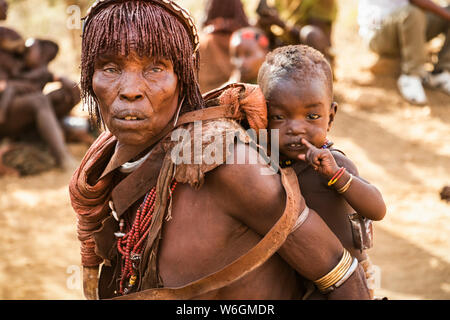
[300,138,315,150]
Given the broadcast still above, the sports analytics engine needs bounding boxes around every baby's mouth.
[288,143,302,148]
[285,142,305,152]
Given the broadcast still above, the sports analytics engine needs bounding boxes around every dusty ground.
[0,0,449,300]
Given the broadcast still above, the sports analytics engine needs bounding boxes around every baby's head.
[24,38,59,69]
[229,27,269,84]
[258,45,336,161]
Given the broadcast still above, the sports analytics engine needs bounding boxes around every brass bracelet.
[314,249,353,293]
[337,174,353,194]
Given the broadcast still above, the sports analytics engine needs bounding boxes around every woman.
[71,0,370,300]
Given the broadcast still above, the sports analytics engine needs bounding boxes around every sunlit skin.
[92,51,180,146]
[229,36,268,84]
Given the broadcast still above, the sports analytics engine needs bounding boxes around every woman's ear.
[327,102,338,131]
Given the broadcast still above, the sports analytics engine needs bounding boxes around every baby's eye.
[270,115,285,121]
[307,114,320,120]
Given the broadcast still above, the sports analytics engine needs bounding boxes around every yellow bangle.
[337,174,353,194]
[314,249,353,292]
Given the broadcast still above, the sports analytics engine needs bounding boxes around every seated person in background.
[358,0,450,105]
[0,37,81,171]
[258,45,387,299]
[256,0,337,67]
[198,0,250,93]
[0,38,81,126]
[228,27,270,84]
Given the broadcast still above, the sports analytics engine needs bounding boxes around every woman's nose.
[119,73,144,102]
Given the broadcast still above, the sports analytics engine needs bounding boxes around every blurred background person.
[198,0,250,93]
[358,0,450,105]
[0,0,87,175]
[256,0,337,69]
[228,27,270,84]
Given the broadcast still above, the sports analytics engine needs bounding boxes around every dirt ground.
[0,0,449,300]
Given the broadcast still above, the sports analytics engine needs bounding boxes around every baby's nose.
[286,120,307,135]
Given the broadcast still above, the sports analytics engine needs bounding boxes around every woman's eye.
[103,66,119,74]
[147,65,164,74]
[307,114,320,120]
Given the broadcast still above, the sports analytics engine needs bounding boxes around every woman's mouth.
[113,110,147,122]
[122,116,140,121]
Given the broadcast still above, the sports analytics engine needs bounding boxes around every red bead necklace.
[116,180,178,295]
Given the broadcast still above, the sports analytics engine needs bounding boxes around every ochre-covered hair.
[81,0,204,126]
[258,45,333,98]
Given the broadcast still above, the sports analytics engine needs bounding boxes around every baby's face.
[230,37,267,83]
[267,76,334,160]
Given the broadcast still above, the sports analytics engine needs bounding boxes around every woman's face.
[92,51,180,146]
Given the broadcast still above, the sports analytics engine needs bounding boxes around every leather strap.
[111,166,307,300]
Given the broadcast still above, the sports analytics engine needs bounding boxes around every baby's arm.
[298,139,386,221]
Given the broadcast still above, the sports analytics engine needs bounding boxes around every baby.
[258,45,387,299]
[228,27,270,84]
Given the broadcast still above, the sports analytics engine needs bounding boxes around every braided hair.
[81,0,204,126]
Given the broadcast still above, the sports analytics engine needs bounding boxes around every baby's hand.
[297,138,340,179]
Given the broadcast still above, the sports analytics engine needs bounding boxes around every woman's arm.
[211,142,371,299]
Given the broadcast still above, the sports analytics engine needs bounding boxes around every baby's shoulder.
[330,149,359,176]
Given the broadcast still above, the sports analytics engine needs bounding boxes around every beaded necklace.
[116,180,178,295]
